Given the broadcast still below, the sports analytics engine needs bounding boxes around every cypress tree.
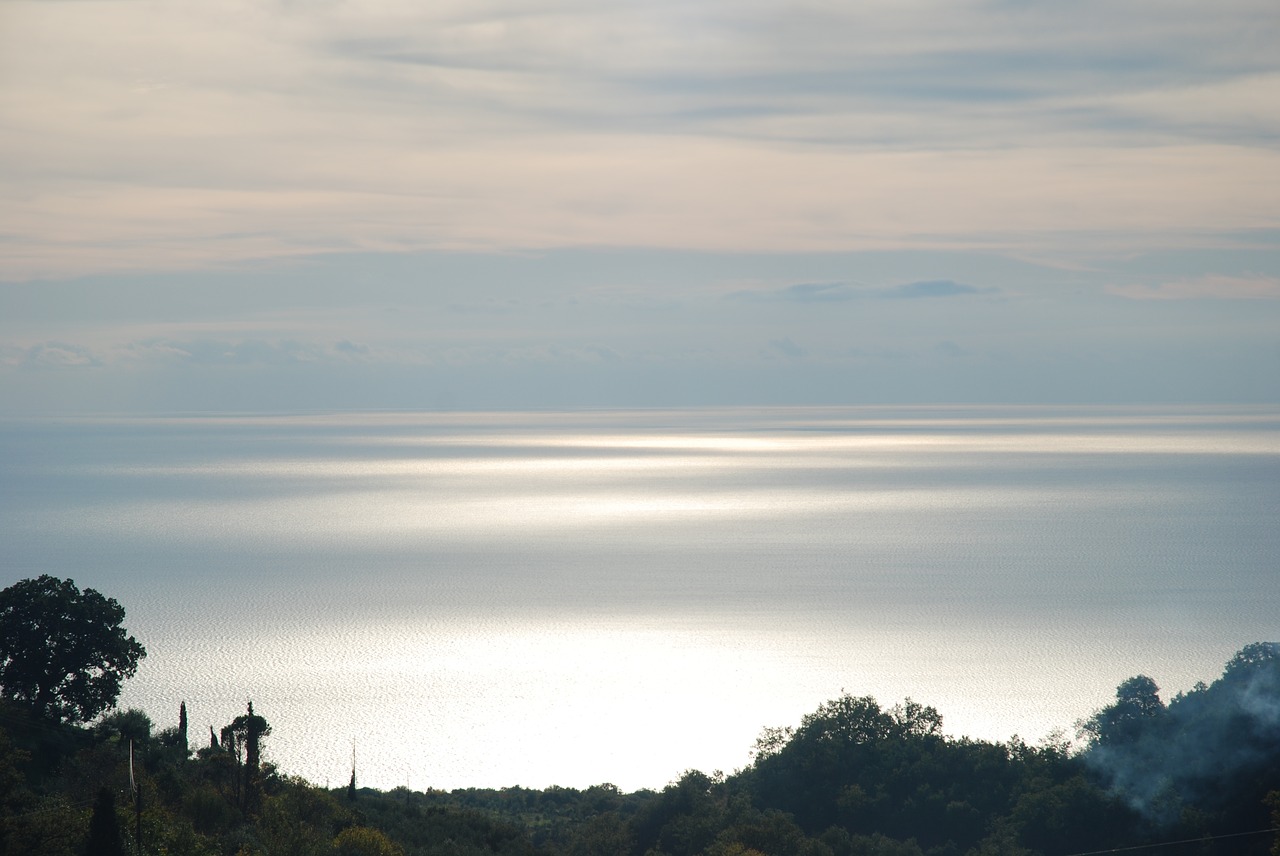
[178,700,188,756]
[228,701,270,813]
[83,787,126,856]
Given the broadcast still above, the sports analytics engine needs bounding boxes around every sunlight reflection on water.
[2,405,1277,790]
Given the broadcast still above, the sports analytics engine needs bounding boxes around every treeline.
[1,642,1279,854]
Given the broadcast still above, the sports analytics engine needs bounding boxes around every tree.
[1267,790,1280,856]
[1224,642,1280,680]
[93,708,152,744]
[0,576,146,724]
[228,701,270,813]
[334,826,405,856]
[83,787,126,856]
[1083,675,1164,747]
[1114,675,1163,716]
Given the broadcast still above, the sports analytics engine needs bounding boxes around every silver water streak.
[1,405,1276,790]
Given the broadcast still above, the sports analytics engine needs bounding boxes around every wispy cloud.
[25,337,390,370]
[881,280,984,299]
[2,2,1277,410]
[730,279,990,302]
[729,282,860,303]
[3,1,1279,278]
[1108,274,1280,300]
[0,342,102,370]
[767,337,807,359]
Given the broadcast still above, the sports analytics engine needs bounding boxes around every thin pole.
[130,740,141,856]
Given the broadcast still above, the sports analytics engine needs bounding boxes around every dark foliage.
[1080,642,1280,854]
[83,787,126,856]
[0,577,145,724]
[0,578,1274,856]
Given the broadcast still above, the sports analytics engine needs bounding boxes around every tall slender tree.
[228,702,270,813]
[83,787,126,856]
[348,743,358,802]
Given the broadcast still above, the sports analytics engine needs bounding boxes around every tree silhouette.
[83,787,126,856]
[228,701,270,813]
[0,576,146,723]
[1084,675,1164,747]
[1224,642,1280,679]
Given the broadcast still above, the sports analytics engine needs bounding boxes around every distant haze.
[2,248,1278,413]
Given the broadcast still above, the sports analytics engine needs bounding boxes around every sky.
[2,0,1279,412]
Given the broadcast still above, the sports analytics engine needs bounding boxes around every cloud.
[730,279,988,303]
[5,334,643,375]
[334,339,373,357]
[3,1,1280,277]
[7,342,102,369]
[107,338,383,367]
[727,282,859,303]
[1108,274,1280,300]
[767,337,807,359]
[880,280,983,299]
[314,2,1278,125]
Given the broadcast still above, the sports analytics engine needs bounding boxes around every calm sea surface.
[1,406,1277,791]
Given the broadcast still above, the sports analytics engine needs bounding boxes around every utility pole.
[129,740,142,856]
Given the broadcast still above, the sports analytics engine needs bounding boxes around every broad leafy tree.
[0,575,145,723]
[1082,674,1164,747]
[334,825,406,856]
[1224,641,1280,679]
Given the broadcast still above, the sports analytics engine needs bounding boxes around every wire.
[0,709,85,738]
[0,795,98,822]
[1059,826,1280,856]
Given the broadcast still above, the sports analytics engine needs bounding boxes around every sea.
[1,405,1277,792]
